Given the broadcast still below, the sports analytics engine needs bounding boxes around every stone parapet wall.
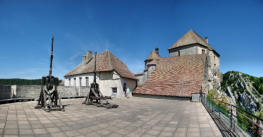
[0,85,11,100]
[58,86,89,98]
[1,85,90,100]
[16,85,41,99]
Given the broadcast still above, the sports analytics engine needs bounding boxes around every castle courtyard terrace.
[0,97,222,137]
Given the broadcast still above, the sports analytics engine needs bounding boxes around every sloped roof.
[134,54,206,97]
[145,50,161,61]
[168,29,213,50]
[65,50,136,80]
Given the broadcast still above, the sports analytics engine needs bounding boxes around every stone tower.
[168,29,221,93]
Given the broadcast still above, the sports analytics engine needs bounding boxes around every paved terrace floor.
[0,97,222,137]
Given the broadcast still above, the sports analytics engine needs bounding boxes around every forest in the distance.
[0,78,61,85]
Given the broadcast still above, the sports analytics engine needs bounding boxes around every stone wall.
[58,86,89,98]
[0,85,90,100]
[15,85,40,99]
[0,85,11,100]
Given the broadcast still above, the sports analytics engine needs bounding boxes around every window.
[112,87,117,97]
[85,77,89,86]
[74,78,76,86]
[112,87,117,93]
[178,50,180,56]
[214,56,215,60]
[202,49,205,54]
[69,78,71,86]
[79,77,82,86]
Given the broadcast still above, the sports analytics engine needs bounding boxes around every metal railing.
[201,94,263,137]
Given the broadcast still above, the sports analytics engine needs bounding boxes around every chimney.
[82,50,93,64]
[82,56,86,64]
[86,50,92,61]
[155,48,159,55]
[205,37,208,43]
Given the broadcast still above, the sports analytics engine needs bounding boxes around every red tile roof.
[65,50,136,80]
[134,54,206,97]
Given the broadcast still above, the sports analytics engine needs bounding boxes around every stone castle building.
[134,30,220,99]
[64,50,137,97]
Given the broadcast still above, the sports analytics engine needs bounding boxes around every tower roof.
[145,50,160,61]
[168,29,213,50]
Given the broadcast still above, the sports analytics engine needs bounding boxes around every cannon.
[35,33,64,112]
[82,52,118,109]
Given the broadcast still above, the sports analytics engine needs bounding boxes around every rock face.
[221,71,263,112]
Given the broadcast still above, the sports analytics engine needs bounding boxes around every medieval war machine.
[82,52,118,109]
[35,33,64,112]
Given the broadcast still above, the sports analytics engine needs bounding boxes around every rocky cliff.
[221,71,263,113]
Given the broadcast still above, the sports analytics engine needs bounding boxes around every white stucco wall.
[65,73,94,87]
[64,71,136,98]
[121,77,137,92]
[97,71,122,97]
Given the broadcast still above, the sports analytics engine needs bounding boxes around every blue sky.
[0,0,263,79]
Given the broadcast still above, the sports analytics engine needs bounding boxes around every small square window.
[112,87,117,93]
[112,87,117,97]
